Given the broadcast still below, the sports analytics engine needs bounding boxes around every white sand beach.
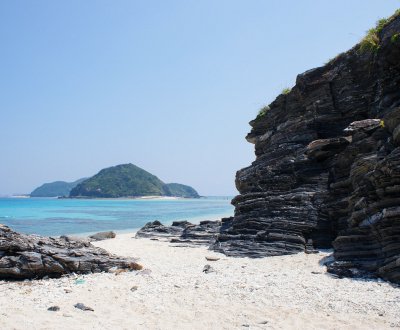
[0,233,399,330]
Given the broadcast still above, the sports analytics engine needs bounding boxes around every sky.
[1,1,399,196]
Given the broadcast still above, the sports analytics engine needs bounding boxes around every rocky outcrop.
[0,224,139,280]
[135,220,185,240]
[136,220,221,246]
[213,14,400,282]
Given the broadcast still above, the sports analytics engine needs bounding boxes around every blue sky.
[1,1,399,196]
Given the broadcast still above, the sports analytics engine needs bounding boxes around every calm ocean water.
[0,197,234,236]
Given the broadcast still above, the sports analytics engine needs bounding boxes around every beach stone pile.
[212,15,400,283]
[0,224,139,280]
[136,220,221,246]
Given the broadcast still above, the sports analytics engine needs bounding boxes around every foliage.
[359,29,381,53]
[31,178,86,197]
[391,33,400,43]
[281,87,291,95]
[257,105,270,119]
[164,183,200,198]
[359,9,400,53]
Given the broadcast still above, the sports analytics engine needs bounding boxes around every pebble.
[205,256,220,261]
[74,303,94,311]
[203,265,215,273]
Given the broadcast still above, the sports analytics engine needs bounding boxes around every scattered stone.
[89,231,116,241]
[139,269,152,276]
[130,285,138,292]
[135,220,186,240]
[74,303,94,311]
[136,220,222,246]
[47,306,60,312]
[311,271,322,274]
[205,256,220,261]
[203,264,215,274]
[64,289,72,293]
[129,262,143,271]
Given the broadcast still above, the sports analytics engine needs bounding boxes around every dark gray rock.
[89,231,116,241]
[136,220,221,246]
[212,15,400,283]
[203,264,215,273]
[135,220,189,240]
[0,224,139,280]
[74,303,94,311]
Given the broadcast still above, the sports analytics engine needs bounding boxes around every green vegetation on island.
[69,163,200,198]
[163,183,200,198]
[30,178,87,197]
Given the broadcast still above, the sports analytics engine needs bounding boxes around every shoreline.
[0,233,399,329]
[57,195,186,201]
[64,214,232,238]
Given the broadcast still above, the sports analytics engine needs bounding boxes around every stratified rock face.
[214,16,400,282]
[0,225,138,280]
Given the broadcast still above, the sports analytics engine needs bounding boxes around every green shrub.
[360,29,381,52]
[281,87,291,95]
[391,33,400,43]
[257,105,270,119]
[359,9,400,53]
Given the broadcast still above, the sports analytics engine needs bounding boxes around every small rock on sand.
[74,303,94,311]
[203,265,215,273]
[205,256,220,261]
[47,306,60,312]
[89,231,116,241]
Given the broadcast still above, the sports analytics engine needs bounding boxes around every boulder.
[135,220,187,240]
[89,231,116,241]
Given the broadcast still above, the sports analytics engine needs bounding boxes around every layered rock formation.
[213,15,400,282]
[0,225,139,280]
[136,220,221,246]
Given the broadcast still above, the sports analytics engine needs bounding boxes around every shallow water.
[0,197,234,236]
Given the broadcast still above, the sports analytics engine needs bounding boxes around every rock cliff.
[213,14,400,283]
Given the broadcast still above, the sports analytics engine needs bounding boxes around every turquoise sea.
[0,197,234,237]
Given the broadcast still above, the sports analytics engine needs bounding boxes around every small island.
[30,178,87,197]
[68,163,199,198]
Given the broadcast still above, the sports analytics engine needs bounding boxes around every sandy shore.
[0,233,399,330]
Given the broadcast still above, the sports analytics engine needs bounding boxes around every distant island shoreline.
[56,195,203,200]
[30,163,200,199]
